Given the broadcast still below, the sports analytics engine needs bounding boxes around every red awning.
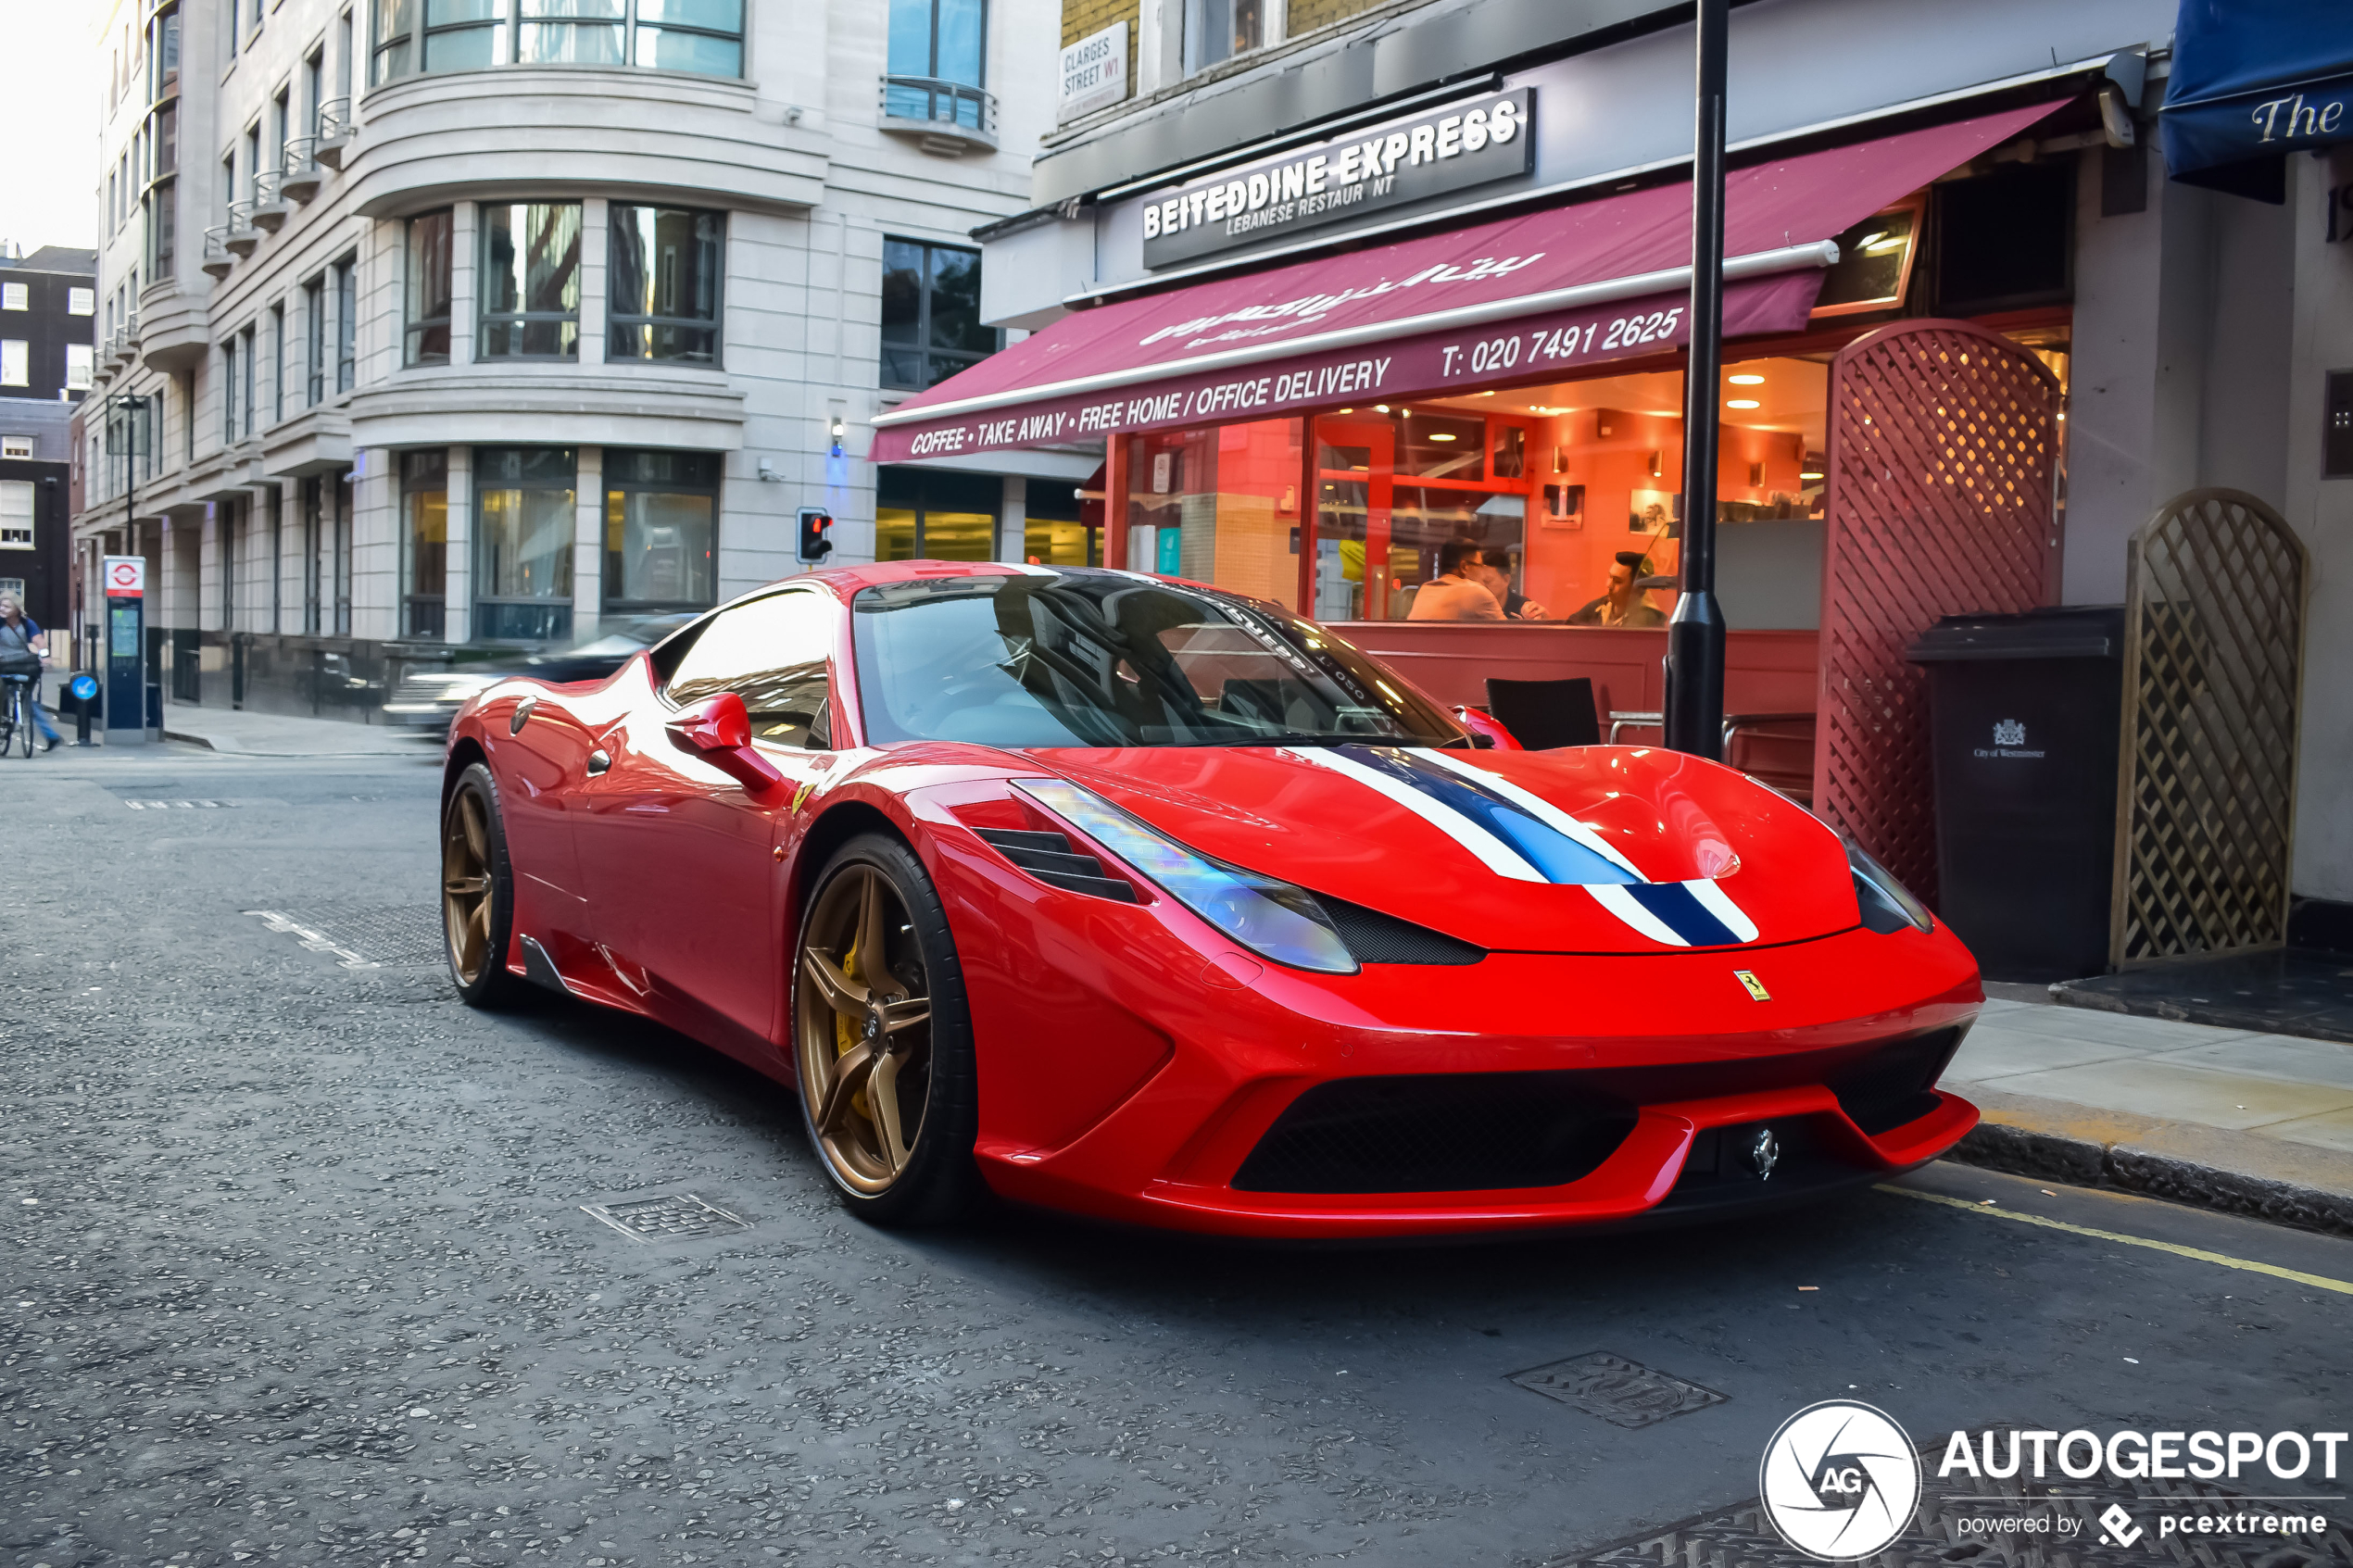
[872,100,2063,463]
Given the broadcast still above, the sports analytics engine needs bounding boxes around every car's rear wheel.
[442,761,525,1009]
[793,833,979,1226]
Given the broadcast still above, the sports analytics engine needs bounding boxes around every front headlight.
[1016,779,1359,974]
[1846,836,1932,934]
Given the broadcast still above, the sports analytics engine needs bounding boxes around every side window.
[663,591,836,748]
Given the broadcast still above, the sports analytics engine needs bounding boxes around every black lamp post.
[1663,0,1730,760]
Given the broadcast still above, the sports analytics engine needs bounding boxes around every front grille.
[1233,1073,1637,1194]
[1316,897,1486,965]
[975,827,1138,902]
[1828,1025,1962,1134]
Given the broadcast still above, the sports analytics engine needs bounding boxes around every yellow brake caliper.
[835,928,874,1124]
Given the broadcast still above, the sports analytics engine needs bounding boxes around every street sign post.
[102,554,146,742]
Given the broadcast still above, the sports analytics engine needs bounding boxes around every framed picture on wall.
[1629,489,1682,539]
[1541,483,1584,530]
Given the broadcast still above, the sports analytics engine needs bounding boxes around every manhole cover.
[1510,1352,1728,1428]
[1557,1468,2353,1568]
[245,905,447,969]
[582,1194,751,1243]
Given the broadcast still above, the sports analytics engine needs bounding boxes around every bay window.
[478,202,582,360]
[608,206,723,363]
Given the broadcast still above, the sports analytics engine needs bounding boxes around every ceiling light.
[1864,237,1906,254]
[1477,390,1496,396]
[1374,404,1390,413]
[1854,231,1887,252]
[1337,408,1352,414]
[1428,433,1457,442]
[1800,470,1824,481]
[1728,373,1765,385]
[1726,398,1761,409]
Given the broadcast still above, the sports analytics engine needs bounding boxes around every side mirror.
[664,692,786,794]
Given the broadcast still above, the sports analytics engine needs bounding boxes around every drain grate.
[1510,1352,1728,1428]
[582,1194,752,1243]
[1556,1468,2353,1568]
[245,904,447,969]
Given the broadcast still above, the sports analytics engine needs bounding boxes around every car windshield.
[851,571,1466,748]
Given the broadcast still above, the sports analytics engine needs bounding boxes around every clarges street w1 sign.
[1139,88,1535,269]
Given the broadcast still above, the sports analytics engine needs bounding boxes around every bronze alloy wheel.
[444,785,497,986]
[796,860,937,1195]
[441,762,522,1008]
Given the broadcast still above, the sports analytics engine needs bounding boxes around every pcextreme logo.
[1758,1401,1923,1561]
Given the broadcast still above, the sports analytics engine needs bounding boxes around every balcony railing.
[877,75,998,153]
[315,97,356,170]
[223,201,260,257]
[251,170,290,232]
[281,137,324,203]
[202,225,234,278]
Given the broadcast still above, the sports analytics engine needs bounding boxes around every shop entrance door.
[1813,319,2062,908]
[1309,418,1395,621]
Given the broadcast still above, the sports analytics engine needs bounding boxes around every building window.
[604,449,718,609]
[270,302,286,424]
[400,447,448,638]
[479,202,582,359]
[886,0,984,124]
[0,342,22,388]
[1183,0,1262,73]
[150,182,178,275]
[66,345,94,392]
[404,208,453,366]
[373,0,742,82]
[875,467,997,561]
[305,276,326,404]
[0,481,30,551]
[222,338,239,441]
[1,284,24,311]
[241,323,258,439]
[474,445,575,641]
[2,436,32,460]
[68,288,94,317]
[607,206,722,364]
[333,254,357,391]
[880,238,996,392]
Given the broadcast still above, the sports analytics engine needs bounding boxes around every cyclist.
[0,592,62,752]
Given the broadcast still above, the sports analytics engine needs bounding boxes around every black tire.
[441,761,528,1009]
[792,832,981,1227]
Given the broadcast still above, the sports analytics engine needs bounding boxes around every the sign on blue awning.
[2161,0,2353,202]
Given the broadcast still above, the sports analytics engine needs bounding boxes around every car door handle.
[585,748,611,776]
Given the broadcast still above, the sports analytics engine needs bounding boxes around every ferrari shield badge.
[1734,969,1770,1001]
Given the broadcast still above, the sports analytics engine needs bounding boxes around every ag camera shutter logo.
[1760,1401,1923,1560]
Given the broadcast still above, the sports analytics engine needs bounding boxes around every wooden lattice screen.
[2110,488,2308,966]
[1813,320,2061,906]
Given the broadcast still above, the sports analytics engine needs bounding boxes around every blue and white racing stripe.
[1279,744,1759,948]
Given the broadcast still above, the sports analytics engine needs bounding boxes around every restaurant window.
[875,467,996,562]
[607,206,722,364]
[371,0,744,82]
[478,202,582,360]
[603,448,718,610]
[403,208,453,366]
[1183,0,1261,74]
[400,448,449,638]
[885,0,984,124]
[1022,478,1096,567]
[879,238,997,391]
[474,445,575,641]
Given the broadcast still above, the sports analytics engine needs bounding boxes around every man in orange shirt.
[1405,541,1505,621]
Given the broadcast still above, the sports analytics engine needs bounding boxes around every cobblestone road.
[5,748,2350,1568]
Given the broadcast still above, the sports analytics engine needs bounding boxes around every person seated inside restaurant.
[1567,551,1667,627]
[1406,540,1506,621]
[1478,547,1548,621]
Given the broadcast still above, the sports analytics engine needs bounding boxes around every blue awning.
[2160,0,2353,203]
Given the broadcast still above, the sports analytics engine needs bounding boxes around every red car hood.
[1030,745,1861,955]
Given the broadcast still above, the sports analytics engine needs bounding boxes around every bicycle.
[0,673,36,758]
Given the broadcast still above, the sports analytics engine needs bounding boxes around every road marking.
[1877,1184,2353,1297]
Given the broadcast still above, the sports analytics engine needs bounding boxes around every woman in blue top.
[0,592,63,750]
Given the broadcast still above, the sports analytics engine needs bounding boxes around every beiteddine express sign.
[1139,88,1536,269]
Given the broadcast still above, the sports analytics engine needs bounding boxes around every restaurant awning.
[870,100,2065,463]
[2159,0,2353,204]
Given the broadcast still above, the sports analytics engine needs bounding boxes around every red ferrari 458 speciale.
[438,560,1981,1236]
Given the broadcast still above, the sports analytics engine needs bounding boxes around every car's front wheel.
[793,833,979,1226]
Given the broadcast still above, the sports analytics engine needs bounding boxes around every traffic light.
[797,507,834,566]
